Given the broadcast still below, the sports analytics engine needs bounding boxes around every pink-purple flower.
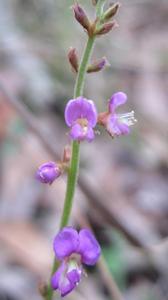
[98,92,136,137]
[51,227,101,297]
[64,97,98,142]
[36,162,61,184]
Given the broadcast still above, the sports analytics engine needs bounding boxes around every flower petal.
[53,227,79,260]
[59,279,75,297]
[57,263,75,297]
[117,122,130,135]
[70,123,84,141]
[67,259,82,285]
[51,260,82,297]
[70,123,95,142]
[86,126,95,142]
[67,269,81,285]
[51,262,65,290]
[107,114,130,136]
[59,261,81,297]
[109,92,127,114]
[65,97,97,127]
[78,229,101,265]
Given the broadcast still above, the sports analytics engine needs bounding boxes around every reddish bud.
[95,21,117,36]
[73,4,91,32]
[98,112,109,126]
[87,57,110,73]
[63,145,71,163]
[103,3,120,21]
[68,47,79,73]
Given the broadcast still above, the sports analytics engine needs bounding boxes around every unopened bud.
[68,47,79,73]
[73,4,91,32]
[87,57,109,73]
[36,161,61,185]
[95,21,117,36]
[63,145,71,163]
[103,3,120,21]
[98,112,109,126]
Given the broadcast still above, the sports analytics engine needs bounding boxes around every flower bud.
[102,3,120,22]
[63,145,71,163]
[73,4,91,32]
[36,161,61,184]
[95,21,117,36]
[87,57,109,73]
[68,47,79,73]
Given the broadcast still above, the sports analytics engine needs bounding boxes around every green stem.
[96,0,106,17]
[45,28,95,300]
[45,1,105,299]
[74,37,95,97]
[58,36,95,233]
[60,140,80,228]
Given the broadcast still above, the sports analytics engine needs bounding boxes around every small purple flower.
[51,227,101,297]
[98,92,136,137]
[64,97,98,142]
[36,161,61,184]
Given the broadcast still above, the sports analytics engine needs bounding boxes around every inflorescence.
[36,2,137,298]
[36,92,136,185]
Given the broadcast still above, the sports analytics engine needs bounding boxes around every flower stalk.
[44,1,106,299]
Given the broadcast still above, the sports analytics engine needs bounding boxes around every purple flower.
[98,92,136,137]
[36,161,61,184]
[51,227,101,297]
[64,97,98,142]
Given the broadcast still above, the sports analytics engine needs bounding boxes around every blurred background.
[0,0,168,299]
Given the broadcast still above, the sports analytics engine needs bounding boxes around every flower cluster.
[73,3,118,37]
[36,92,136,184]
[35,2,136,185]
[65,92,136,141]
[51,227,101,297]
